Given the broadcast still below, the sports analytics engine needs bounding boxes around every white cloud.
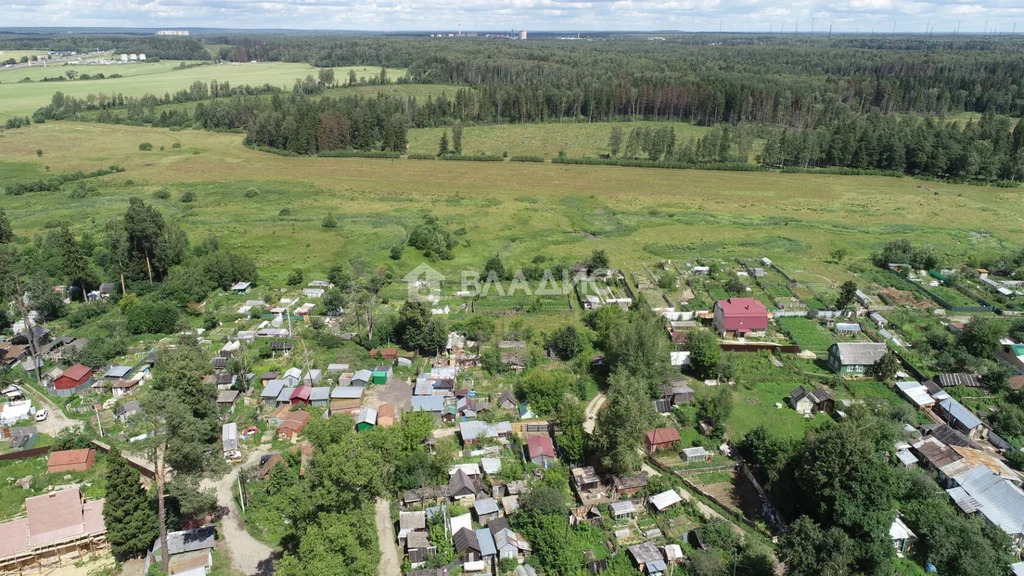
[0,0,1019,32]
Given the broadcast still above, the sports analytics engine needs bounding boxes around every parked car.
[35,409,48,422]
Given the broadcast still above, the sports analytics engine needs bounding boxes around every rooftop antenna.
[719,18,723,33]
[458,23,461,36]
[795,20,799,34]
[828,24,832,37]
[892,22,896,34]
[811,17,815,34]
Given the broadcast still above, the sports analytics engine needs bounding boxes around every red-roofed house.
[713,298,768,336]
[47,449,96,474]
[51,364,94,397]
[278,411,311,440]
[527,435,556,467]
[290,385,312,406]
[644,427,681,454]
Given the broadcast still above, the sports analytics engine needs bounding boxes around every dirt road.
[583,392,606,434]
[18,382,82,436]
[202,449,276,575]
[375,498,401,576]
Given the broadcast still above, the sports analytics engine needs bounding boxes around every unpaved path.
[375,498,401,576]
[18,382,82,436]
[202,448,276,575]
[584,392,606,433]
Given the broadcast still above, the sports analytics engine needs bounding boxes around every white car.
[35,409,48,422]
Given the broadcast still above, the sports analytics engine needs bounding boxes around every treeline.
[4,165,125,196]
[32,80,283,123]
[760,111,1024,181]
[196,35,1024,124]
[0,34,209,60]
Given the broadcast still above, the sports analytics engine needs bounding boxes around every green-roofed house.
[372,365,393,385]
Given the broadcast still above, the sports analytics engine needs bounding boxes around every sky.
[1,0,1022,34]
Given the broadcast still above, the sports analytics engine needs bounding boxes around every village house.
[827,342,888,375]
[356,407,377,432]
[713,298,768,337]
[946,465,1024,547]
[612,473,648,498]
[50,364,93,397]
[145,526,216,575]
[527,435,557,467]
[935,397,987,440]
[351,369,373,387]
[0,488,106,571]
[628,541,667,575]
[996,340,1024,372]
[329,386,364,414]
[115,400,142,423]
[216,390,240,413]
[260,380,286,407]
[789,386,835,415]
[644,427,681,454]
[649,489,683,513]
[473,498,500,523]
[308,387,331,408]
[890,517,916,556]
[459,420,512,446]
[110,378,140,398]
[411,395,445,424]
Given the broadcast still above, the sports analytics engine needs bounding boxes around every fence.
[0,445,50,462]
[720,343,800,354]
[886,270,993,313]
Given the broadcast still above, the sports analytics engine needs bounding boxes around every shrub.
[278,207,291,216]
[35,149,43,157]
[286,268,304,286]
[407,153,436,160]
[244,187,259,198]
[180,190,196,203]
[510,155,545,163]
[138,142,153,151]
[322,213,337,228]
[171,143,182,149]
[153,188,171,199]
[124,299,180,334]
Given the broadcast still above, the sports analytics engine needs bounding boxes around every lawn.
[1,122,1021,292]
[406,121,710,158]
[777,317,836,354]
[720,353,831,440]
[0,451,107,520]
[0,61,407,120]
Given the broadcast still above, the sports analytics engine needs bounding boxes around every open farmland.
[407,121,712,159]
[0,61,407,120]
[2,122,1022,288]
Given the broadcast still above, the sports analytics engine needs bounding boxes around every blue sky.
[2,0,1022,33]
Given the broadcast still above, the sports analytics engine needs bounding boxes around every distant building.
[519,30,528,40]
[156,30,190,36]
[827,342,888,375]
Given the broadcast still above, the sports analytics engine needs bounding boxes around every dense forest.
[18,33,1024,180]
[201,35,1024,123]
[0,33,209,59]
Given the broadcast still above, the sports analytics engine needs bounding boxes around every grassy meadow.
[407,121,711,158]
[0,61,407,120]
[1,122,1020,294]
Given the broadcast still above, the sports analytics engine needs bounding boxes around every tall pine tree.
[103,448,158,560]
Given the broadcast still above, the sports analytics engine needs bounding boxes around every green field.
[1,122,1022,290]
[0,61,407,120]
[777,317,837,354]
[407,121,710,158]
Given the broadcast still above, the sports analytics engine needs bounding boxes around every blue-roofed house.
[261,380,286,407]
[475,528,497,561]
[935,397,987,440]
[947,466,1024,547]
[412,396,445,424]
